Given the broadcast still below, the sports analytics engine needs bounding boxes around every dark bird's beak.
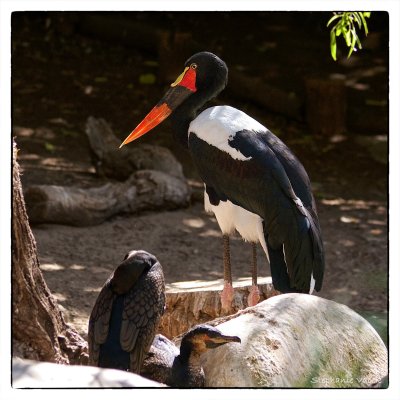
[119,66,197,148]
[205,333,241,349]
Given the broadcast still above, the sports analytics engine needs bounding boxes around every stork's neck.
[170,91,209,148]
[170,73,227,148]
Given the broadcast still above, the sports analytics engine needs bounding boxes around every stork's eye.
[190,63,198,70]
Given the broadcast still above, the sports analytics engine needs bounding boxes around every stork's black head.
[180,324,241,359]
[119,52,228,147]
[110,250,160,295]
[182,52,228,98]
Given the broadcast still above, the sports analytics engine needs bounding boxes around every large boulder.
[201,293,388,388]
[12,358,163,388]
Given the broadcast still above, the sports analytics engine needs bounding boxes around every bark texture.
[159,277,278,338]
[12,140,88,364]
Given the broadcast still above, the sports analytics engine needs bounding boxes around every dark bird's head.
[110,250,160,295]
[119,51,228,147]
[180,324,241,358]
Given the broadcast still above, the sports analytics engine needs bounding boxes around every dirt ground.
[12,13,388,340]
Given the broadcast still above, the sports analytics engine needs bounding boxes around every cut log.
[24,169,191,226]
[158,277,278,339]
[85,116,185,181]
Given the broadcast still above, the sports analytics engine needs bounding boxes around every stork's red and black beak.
[119,65,197,148]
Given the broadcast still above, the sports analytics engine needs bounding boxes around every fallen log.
[158,277,278,338]
[24,169,191,226]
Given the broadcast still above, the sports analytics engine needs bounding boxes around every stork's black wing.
[189,129,324,293]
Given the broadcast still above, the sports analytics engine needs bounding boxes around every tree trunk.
[12,140,88,365]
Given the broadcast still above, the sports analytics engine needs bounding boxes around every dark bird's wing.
[120,262,166,373]
[189,129,324,293]
[88,278,116,366]
[141,334,179,384]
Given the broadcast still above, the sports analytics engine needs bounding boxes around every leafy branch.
[327,12,371,61]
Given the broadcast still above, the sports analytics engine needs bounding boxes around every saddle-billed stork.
[120,51,325,310]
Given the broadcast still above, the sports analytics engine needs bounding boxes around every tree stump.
[305,78,346,136]
[158,277,278,338]
[12,140,88,364]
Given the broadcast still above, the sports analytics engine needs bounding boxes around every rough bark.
[159,277,278,338]
[12,140,88,364]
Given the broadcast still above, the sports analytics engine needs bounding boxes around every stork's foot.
[247,285,260,307]
[221,282,234,312]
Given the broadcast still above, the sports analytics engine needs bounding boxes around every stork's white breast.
[204,190,269,261]
[189,105,266,161]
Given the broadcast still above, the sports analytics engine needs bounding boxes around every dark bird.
[120,51,325,310]
[141,324,241,387]
[88,250,165,373]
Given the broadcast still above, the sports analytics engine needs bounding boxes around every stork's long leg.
[221,234,234,312]
[248,242,260,307]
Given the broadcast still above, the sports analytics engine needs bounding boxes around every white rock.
[201,293,388,388]
[12,358,164,388]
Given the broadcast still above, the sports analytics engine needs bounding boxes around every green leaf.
[139,73,156,85]
[330,29,337,61]
[359,12,369,35]
[44,142,55,152]
[347,29,358,58]
[143,60,159,67]
[344,29,351,46]
[353,12,362,28]
[327,14,342,27]
[94,76,108,83]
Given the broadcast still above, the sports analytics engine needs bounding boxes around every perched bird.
[141,324,241,387]
[88,250,165,373]
[120,51,325,310]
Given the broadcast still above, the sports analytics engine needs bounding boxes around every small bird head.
[180,324,241,356]
[110,250,160,295]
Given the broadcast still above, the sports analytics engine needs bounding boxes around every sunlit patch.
[340,215,360,224]
[183,218,205,228]
[367,219,386,226]
[199,229,221,238]
[338,239,355,247]
[370,229,383,235]
[321,198,382,210]
[52,292,67,301]
[70,264,85,270]
[40,263,64,271]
